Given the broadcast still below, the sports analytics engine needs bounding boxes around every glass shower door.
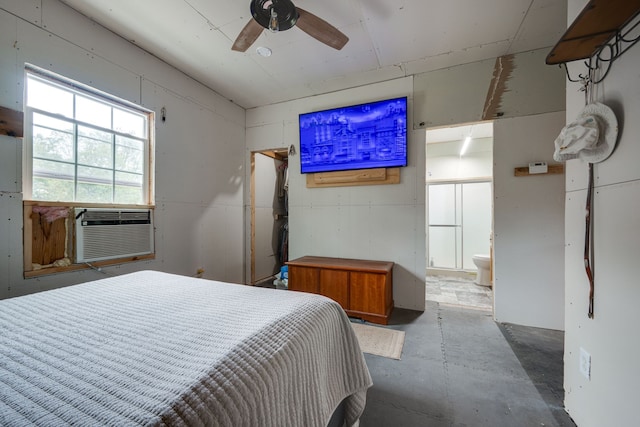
[428,183,461,269]
[461,182,492,269]
[428,181,491,270]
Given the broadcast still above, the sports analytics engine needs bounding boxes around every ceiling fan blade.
[232,18,264,52]
[295,7,348,50]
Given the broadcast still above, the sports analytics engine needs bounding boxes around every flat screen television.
[299,96,408,174]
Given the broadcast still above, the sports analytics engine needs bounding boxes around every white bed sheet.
[0,270,372,426]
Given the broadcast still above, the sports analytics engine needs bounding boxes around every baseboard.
[427,268,477,280]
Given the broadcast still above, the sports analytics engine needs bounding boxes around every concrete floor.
[359,303,576,427]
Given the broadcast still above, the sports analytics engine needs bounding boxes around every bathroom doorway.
[425,122,494,310]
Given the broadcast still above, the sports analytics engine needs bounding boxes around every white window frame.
[23,65,154,206]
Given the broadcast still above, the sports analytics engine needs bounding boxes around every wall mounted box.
[529,162,548,174]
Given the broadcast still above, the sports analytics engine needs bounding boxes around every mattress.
[0,270,372,426]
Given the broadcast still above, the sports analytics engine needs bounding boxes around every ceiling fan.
[231,0,349,52]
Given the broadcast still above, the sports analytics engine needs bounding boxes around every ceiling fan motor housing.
[251,0,299,31]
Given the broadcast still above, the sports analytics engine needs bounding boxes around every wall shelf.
[514,164,564,177]
[261,148,288,161]
[306,167,400,188]
[546,0,640,65]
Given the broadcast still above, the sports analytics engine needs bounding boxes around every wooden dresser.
[287,256,394,325]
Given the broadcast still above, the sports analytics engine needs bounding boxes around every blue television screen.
[299,96,407,174]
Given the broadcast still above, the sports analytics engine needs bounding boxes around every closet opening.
[250,148,289,287]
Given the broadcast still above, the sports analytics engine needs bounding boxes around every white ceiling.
[426,122,493,144]
[58,0,567,109]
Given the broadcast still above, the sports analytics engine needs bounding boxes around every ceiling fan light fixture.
[251,0,298,32]
[269,7,279,32]
[233,0,349,52]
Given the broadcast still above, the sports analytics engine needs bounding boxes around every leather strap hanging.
[583,63,596,319]
[584,163,595,318]
[566,58,618,319]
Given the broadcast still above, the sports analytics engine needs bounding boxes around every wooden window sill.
[24,254,156,278]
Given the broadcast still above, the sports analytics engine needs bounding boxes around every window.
[24,67,153,205]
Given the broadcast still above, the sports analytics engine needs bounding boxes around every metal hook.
[558,12,640,88]
[561,63,585,83]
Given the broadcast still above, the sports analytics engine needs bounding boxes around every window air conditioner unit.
[75,208,154,263]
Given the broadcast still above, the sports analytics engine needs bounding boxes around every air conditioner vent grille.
[75,208,154,263]
[81,210,151,225]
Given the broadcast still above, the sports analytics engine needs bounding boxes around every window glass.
[32,159,75,201]
[76,95,112,129]
[33,126,74,162]
[115,136,144,173]
[33,113,74,133]
[78,126,113,168]
[77,166,113,203]
[114,108,146,138]
[115,171,144,205]
[25,70,152,205]
[26,78,73,118]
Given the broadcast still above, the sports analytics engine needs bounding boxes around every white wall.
[246,77,428,311]
[418,49,566,326]
[0,0,246,298]
[426,138,493,181]
[493,112,566,330]
[246,50,565,315]
[563,1,640,425]
[0,1,570,330]
[413,49,566,128]
[414,59,496,128]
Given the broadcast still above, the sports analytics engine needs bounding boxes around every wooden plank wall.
[31,211,68,266]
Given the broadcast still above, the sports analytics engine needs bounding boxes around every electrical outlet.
[579,347,591,380]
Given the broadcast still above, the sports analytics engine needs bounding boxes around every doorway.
[250,149,289,285]
[425,122,494,310]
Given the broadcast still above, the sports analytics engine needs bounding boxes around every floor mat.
[351,322,405,360]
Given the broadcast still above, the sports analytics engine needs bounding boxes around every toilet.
[472,254,491,287]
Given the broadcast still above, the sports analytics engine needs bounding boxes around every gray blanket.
[0,270,372,426]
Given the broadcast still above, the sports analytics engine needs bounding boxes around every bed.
[0,270,372,426]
